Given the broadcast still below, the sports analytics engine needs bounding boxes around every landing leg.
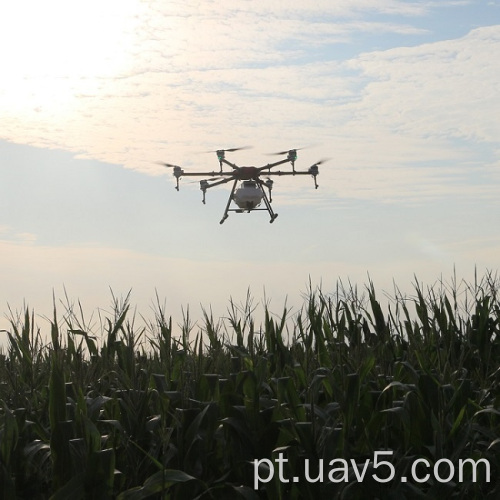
[219,179,238,225]
[257,180,278,223]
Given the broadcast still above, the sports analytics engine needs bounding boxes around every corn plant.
[0,273,499,498]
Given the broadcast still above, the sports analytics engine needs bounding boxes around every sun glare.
[0,1,142,116]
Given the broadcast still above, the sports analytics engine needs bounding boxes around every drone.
[159,147,324,224]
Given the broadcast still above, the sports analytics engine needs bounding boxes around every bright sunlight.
[0,1,142,117]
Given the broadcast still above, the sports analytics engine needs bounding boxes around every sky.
[1,0,499,338]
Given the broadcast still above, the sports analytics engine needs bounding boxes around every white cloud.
[347,26,500,142]
[1,3,499,206]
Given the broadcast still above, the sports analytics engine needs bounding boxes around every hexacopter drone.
[159,147,324,224]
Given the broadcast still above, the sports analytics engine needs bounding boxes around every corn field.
[1,273,500,499]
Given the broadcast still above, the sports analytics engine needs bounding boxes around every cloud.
[1,2,499,207]
[0,226,37,244]
[347,26,500,141]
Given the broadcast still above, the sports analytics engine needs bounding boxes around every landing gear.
[218,178,279,224]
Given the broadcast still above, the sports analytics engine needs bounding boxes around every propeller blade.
[224,146,251,152]
[311,158,330,166]
[204,146,252,153]
[267,147,305,156]
[156,161,181,169]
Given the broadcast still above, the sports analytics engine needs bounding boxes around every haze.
[1,1,499,335]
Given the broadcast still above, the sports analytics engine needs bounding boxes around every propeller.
[223,146,251,152]
[156,162,181,169]
[267,147,306,156]
[205,146,252,153]
[311,158,330,166]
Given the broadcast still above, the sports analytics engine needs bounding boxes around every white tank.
[233,181,263,209]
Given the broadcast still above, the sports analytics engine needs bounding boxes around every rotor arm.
[203,176,236,189]
[180,171,232,178]
[265,165,319,188]
[256,157,295,173]
[263,170,310,176]
[219,157,239,170]
[175,170,232,192]
[199,176,236,204]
